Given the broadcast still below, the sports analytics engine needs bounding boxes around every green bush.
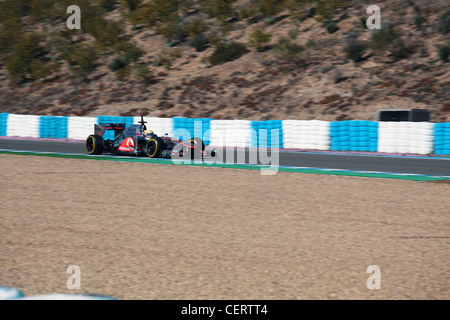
[437,10,450,34]
[390,39,411,60]
[248,26,272,52]
[189,34,208,52]
[208,42,248,66]
[316,0,350,22]
[187,18,208,37]
[202,0,234,21]
[0,0,31,22]
[115,41,145,62]
[97,0,119,12]
[414,15,426,30]
[0,18,23,56]
[109,57,129,71]
[257,0,286,17]
[154,20,190,42]
[359,16,366,28]
[370,26,399,51]
[120,0,144,12]
[134,64,154,83]
[438,46,450,62]
[156,47,182,70]
[344,41,366,62]
[115,65,131,81]
[274,32,305,67]
[5,32,59,80]
[325,21,338,34]
[306,38,316,49]
[70,44,98,79]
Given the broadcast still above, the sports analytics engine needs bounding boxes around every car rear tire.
[188,137,205,160]
[86,135,104,155]
[188,137,205,151]
[146,137,164,158]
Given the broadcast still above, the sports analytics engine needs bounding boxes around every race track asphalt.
[0,138,449,177]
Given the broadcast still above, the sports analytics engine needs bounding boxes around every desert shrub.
[248,26,272,51]
[70,44,98,79]
[120,0,144,12]
[5,32,59,80]
[0,18,23,56]
[97,0,119,12]
[390,39,411,60]
[359,16,366,28]
[134,0,179,25]
[436,10,450,34]
[187,18,208,36]
[324,21,338,34]
[189,33,209,52]
[93,20,123,48]
[274,30,305,67]
[238,3,258,22]
[115,41,145,62]
[30,59,61,80]
[305,38,316,49]
[109,57,129,71]
[156,20,190,42]
[414,15,426,30]
[438,46,450,62]
[115,65,131,81]
[29,0,62,21]
[208,41,248,66]
[370,23,399,51]
[134,64,154,83]
[257,0,286,17]
[344,41,367,62]
[157,47,182,70]
[316,0,350,22]
[202,0,234,21]
[0,0,31,22]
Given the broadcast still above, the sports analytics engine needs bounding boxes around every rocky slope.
[0,0,449,122]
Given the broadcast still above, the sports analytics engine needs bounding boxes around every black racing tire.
[146,137,164,158]
[85,135,104,155]
[188,137,205,160]
[188,137,205,151]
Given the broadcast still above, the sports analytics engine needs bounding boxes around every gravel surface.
[0,155,449,300]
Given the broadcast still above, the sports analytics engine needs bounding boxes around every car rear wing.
[95,123,126,138]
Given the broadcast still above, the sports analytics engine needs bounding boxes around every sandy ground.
[0,154,449,300]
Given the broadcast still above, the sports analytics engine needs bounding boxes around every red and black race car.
[85,116,210,159]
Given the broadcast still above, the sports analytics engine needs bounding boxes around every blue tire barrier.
[0,286,24,300]
[39,116,68,139]
[251,120,283,148]
[173,117,212,145]
[20,293,117,300]
[97,116,134,141]
[0,113,8,137]
[434,122,450,155]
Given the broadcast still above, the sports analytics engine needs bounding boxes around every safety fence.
[0,113,449,155]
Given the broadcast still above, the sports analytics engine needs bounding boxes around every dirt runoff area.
[0,154,449,300]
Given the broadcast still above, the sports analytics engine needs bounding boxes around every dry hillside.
[0,0,449,121]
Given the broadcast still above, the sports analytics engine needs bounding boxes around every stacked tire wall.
[0,113,449,155]
[434,123,450,155]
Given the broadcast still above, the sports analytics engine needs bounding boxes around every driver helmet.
[145,129,154,137]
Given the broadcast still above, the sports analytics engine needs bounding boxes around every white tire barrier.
[6,114,40,138]
[283,120,330,150]
[67,116,97,140]
[136,117,174,138]
[378,122,434,154]
[210,120,252,148]
[0,286,24,300]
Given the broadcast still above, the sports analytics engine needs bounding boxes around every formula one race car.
[85,116,208,159]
